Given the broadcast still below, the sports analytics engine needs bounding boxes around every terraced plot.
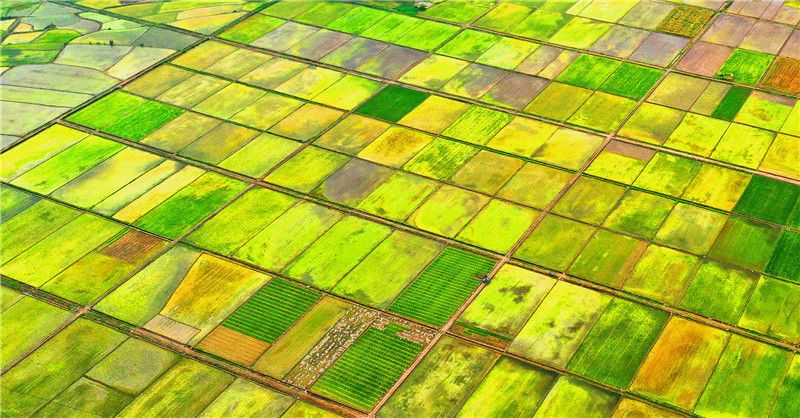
[1,1,197,145]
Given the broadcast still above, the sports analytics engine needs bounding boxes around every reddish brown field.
[657,5,716,37]
[760,57,800,96]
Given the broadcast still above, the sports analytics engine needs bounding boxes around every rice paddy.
[2,0,800,417]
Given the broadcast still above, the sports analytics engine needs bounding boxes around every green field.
[222,278,321,343]
[389,247,495,326]
[313,323,424,410]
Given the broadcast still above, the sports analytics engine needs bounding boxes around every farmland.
[2,0,800,416]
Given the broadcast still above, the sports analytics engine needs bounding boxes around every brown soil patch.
[99,230,165,263]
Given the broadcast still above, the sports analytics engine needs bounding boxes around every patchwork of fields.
[2,0,800,417]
